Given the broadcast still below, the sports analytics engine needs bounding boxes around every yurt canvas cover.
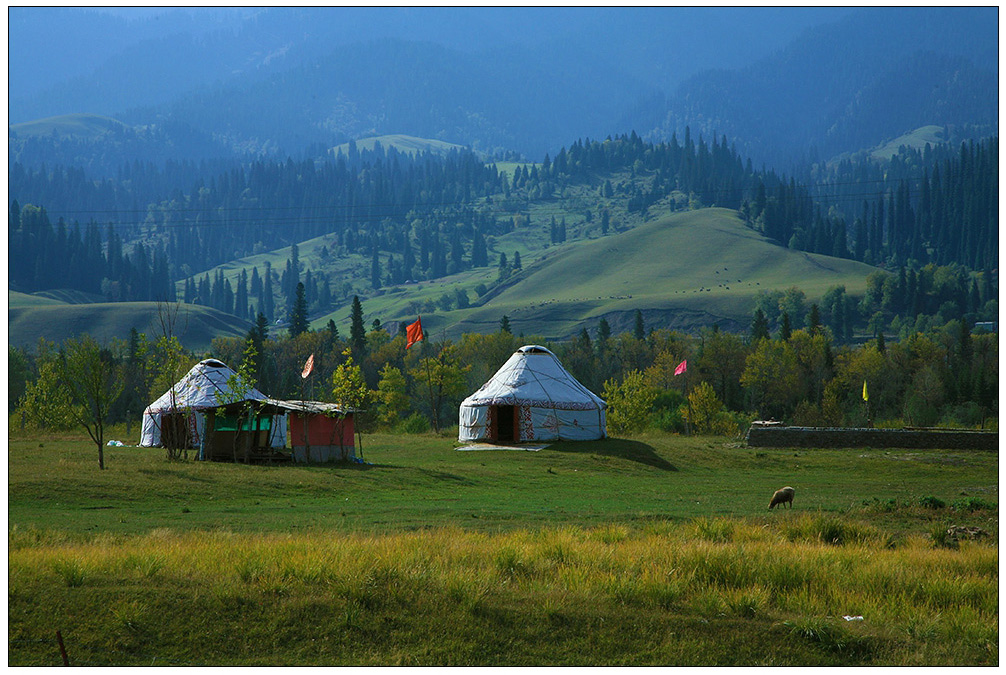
[459,345,606,442]
[140,359,286,448]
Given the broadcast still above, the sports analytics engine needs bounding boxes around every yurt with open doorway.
[459,345,606,443]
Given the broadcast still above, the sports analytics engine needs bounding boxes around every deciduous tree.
[602,370,656,434]
[413,342,470,433]
[54,335,124,469]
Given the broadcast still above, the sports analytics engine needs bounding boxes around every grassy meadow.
[8,296,250,353]
[331,134,468,157]
[8,427,998,666]
[9,113,130,140]
[308,207,879,339]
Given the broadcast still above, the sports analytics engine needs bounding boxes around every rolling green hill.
[868,125,948,161]
[15,208,880,350]
[9,113,131,139]
[331,134,468,158]
[320,208,880,339]
[8,291,69,308]
[8,300,250,352]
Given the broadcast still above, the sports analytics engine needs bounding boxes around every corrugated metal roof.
[261,398,357,415]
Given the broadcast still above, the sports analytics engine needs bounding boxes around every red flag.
[406,316,424,349]
[301,353,315,379]
[674,359,687,376]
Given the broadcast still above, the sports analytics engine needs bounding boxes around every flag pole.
[863,379,871,428]
[684,366,691,436]
[675,359,690,436]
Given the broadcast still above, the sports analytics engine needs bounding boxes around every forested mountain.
[8,7,998,355]
[11,7,835,163]
[9,7,994,168]
[10,130,998,342]
[641,7,997,169]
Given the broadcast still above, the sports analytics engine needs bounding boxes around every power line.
[18,180,946,232]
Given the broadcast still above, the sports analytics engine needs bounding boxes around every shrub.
[709,410,747,437]
[725,586,769,619]
[951,496,996,512]
[939,402,985,429]
[684,381,723,434]
[782,514,882,546]
[783,617,854,653]
[650,406,686,433]
[791,400,825,427]
[929,524,958,550]
[51,557,89,587]
[398,413,430,434]
[916,495,946,510]
[603,371,657,434]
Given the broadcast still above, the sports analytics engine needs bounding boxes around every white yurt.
[139,359,286,449]
[459,345,606,443]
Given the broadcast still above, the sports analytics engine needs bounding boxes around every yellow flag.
[862,380,869,402]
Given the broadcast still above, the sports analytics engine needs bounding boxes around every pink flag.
[301,353,315,379]
[674,359,687,376]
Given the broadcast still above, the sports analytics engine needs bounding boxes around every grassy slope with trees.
[11,131,996,350]
[402,208,877,339]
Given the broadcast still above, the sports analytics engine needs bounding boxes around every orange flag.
[406,316,424,349]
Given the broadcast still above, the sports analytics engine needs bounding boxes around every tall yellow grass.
[9,516,997,665]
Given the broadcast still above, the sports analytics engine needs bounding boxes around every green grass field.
[8,428,997,666]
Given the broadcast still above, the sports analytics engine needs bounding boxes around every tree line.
[11,296,996,451]
[9,131,998,337]
[802,137,998,271]
[8,200,173,301]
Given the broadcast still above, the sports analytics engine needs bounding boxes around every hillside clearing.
[8,301,249,353]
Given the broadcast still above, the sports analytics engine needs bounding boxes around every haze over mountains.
[10,7,996,169]
[8,7,999,352]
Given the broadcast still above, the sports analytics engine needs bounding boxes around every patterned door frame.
[517,405,533,442]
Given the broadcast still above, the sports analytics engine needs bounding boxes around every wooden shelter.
[199,399,291,463]
[269,399,357,463]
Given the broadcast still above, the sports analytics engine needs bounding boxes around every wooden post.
[683,368,691,436]
[56,630,69,666]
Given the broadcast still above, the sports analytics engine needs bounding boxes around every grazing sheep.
[769,486,795,510]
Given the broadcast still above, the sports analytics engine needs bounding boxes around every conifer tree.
[289,282,309,338]
[350,295,367,355]
[371,247,381,290]
[779,312,792,341]
[263,262,275,321]
[751,309,770,343]
[807,304,822,335]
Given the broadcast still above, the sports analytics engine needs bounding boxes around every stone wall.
[745,426,998,450]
